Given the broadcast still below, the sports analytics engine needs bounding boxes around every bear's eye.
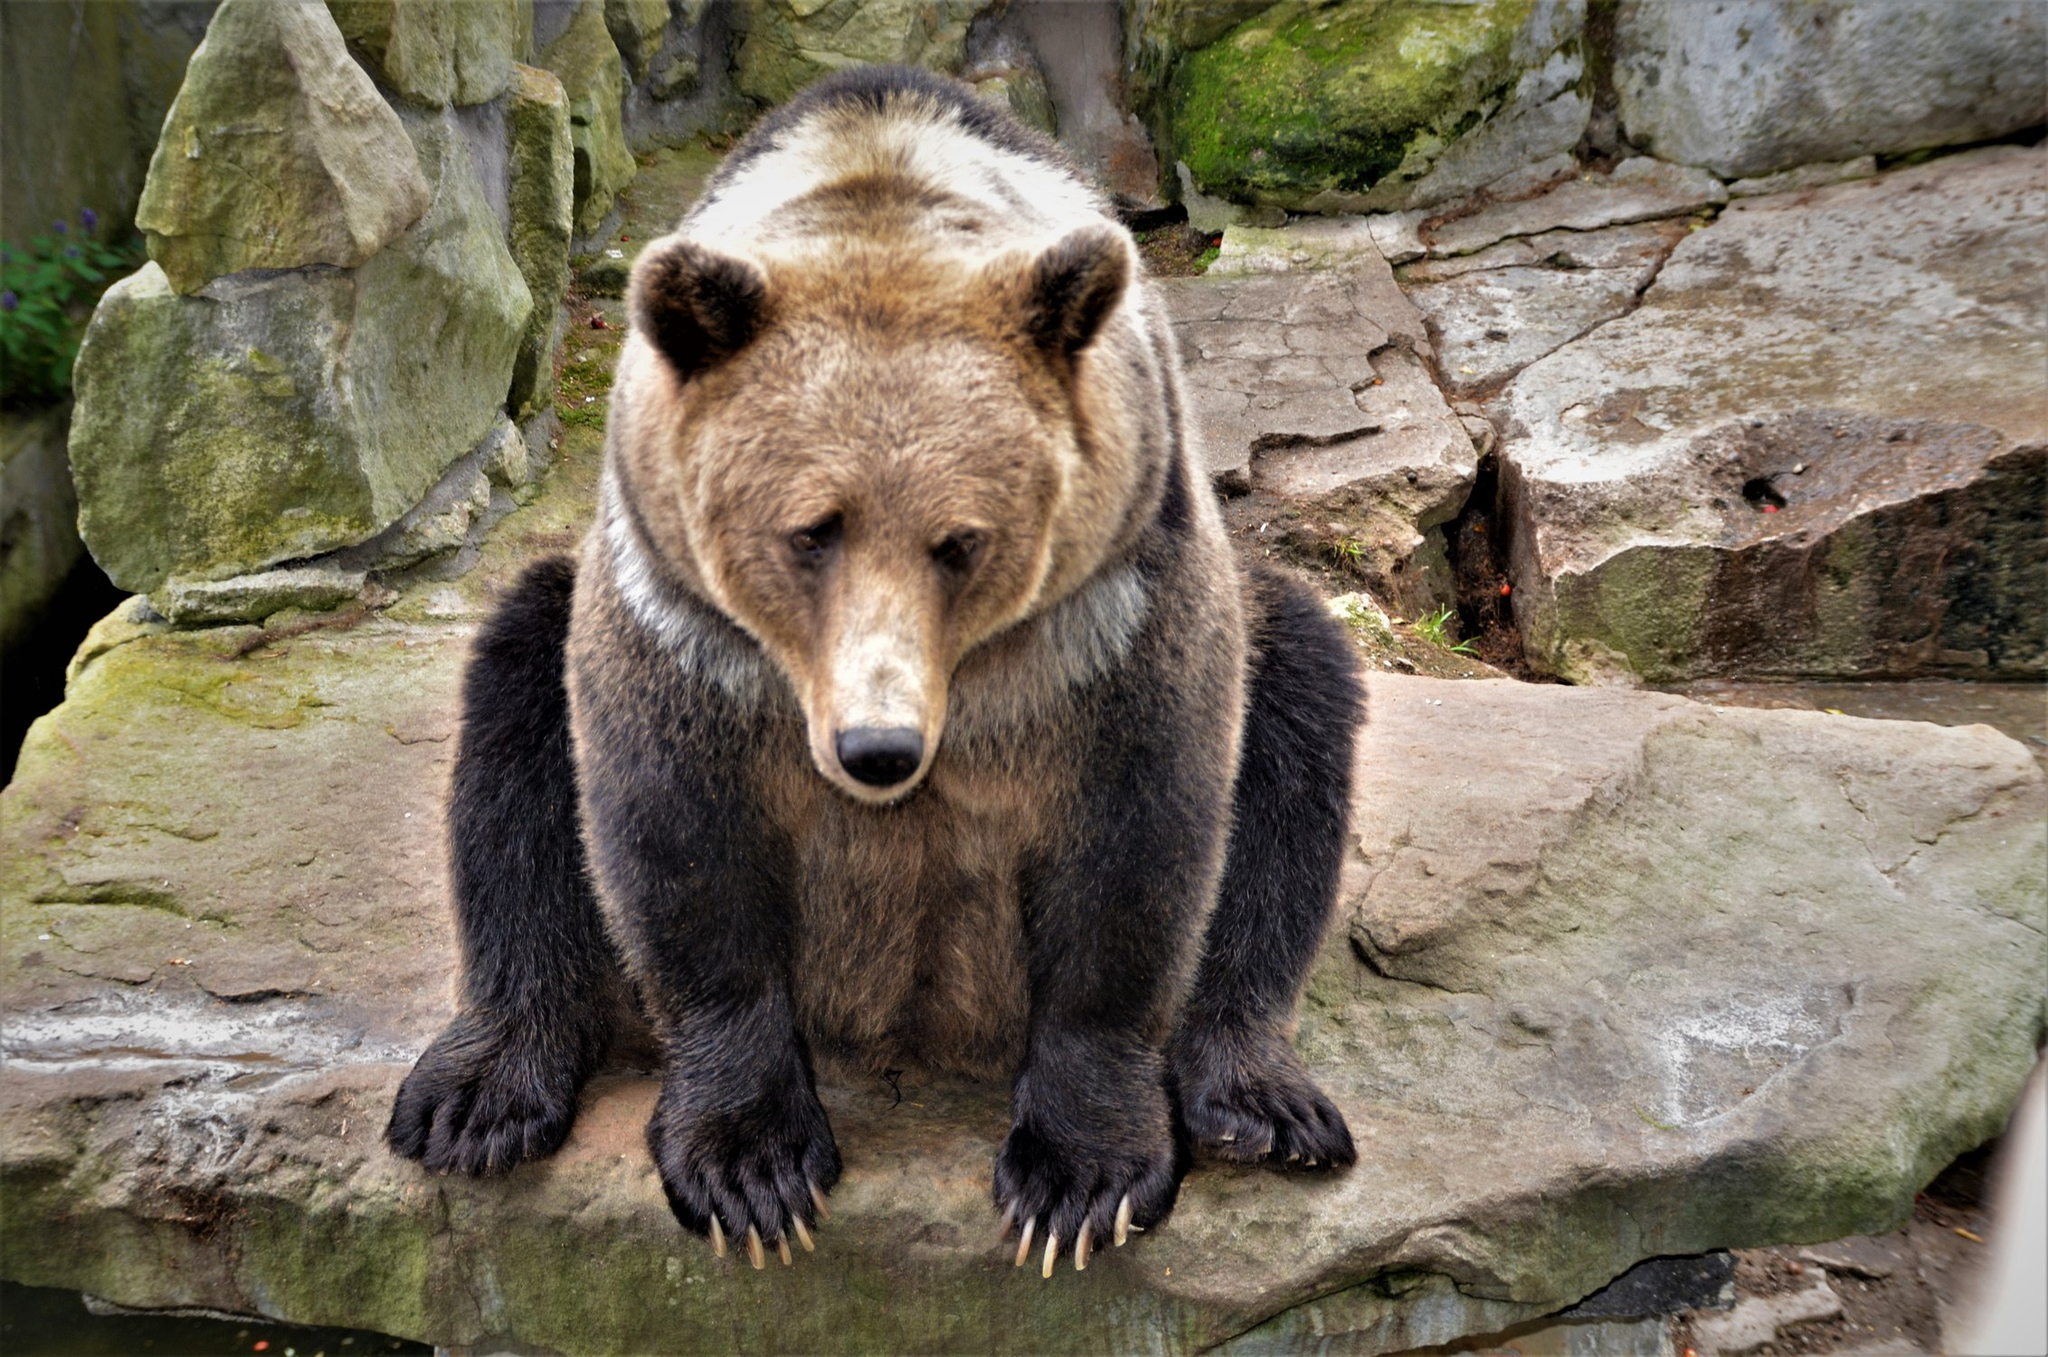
[932,531,983,573]
[789,514,842,564]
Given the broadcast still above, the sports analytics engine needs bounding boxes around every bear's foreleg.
[387,556,618,1175]
[1168,566,1363,1170]
[996,633,1241,1275]
[570,626,840,1267]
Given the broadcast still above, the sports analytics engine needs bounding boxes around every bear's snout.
[835,726,925,789]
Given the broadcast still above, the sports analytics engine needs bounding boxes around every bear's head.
[617,223,1148,805]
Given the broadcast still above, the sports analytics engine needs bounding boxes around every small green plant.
[1416,604,1477,655]
[0,208,143,405]
[1194,245,1220,271]
[1324,534,1367,565]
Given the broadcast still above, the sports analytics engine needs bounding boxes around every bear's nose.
[835,726,925,788]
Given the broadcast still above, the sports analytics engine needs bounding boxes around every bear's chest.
[764,746,1057,1081]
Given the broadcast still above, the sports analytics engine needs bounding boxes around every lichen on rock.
[1153,0,1589,214]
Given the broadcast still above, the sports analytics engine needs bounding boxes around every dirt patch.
[1672,1147,2000,1356]
[1137,223,1220,277]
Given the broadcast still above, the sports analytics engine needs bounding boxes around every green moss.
[1167,0,1533,204]
[1550,544,1714,682]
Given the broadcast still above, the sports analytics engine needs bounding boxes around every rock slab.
[134,0,431,295]
[2,584,2040,1357]
[1493,145,2048,683]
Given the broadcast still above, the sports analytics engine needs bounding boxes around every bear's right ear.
[628,238,771,381]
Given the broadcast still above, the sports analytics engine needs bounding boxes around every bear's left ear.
[629,236,771,381]
[1014,224,1132,364]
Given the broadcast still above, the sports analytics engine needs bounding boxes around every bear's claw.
[992,1113,1182,1277]
[647,1075,840,1269]
[386,1011,588,1176]
[1172,1029,1356,1170]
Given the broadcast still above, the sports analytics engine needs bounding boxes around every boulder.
[1490,146,2048,683]
[1151,0,1590,215]
[604,0,672,81]
[70,111,532,593]
[1,544,2039,1356]
[729,0,993,108]
[1614,0,2048,181]
[506,63,576,418]
[539,0,637,238]
[133,0,431,295]
[1162,219,1477,615]
[326,0,521,108]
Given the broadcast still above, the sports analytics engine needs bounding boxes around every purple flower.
[52,220,66,235]
[65,246,80,258]
[80,207,98,231]
[1,290,16,311]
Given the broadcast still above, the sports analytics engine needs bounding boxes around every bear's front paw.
[992,1093,1185,1277]
[647,1073,841,1268]
[1171,1027,1355,1169]
[386,1011,591,1175]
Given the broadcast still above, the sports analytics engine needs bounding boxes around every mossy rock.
[326,0,522,108]
[539,0,637,238]
[71,110,531,593]
[507,63,576,417]
[1159,0,1574,211]
[604,0,673,81]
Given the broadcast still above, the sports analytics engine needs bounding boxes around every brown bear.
[387,66,1364,1277]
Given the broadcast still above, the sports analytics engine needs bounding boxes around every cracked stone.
[1160,229,1473,612]
[1426,157,1727,259]
[4,640,2040,1354]
[1401,220,1688,399]
[151,564,369,625]
[1492,145,2048,683]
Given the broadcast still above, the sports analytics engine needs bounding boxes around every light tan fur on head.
[612,193,1154,804]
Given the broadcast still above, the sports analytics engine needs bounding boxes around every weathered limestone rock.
[1401,219,1688,399]
[1491,146,2048,683]
[153,565,370,625]
[0,0,209,243]
[1151,0,1590,215]
[539,0,637,237]
[1615,0,2048,180]
[604,0,672,81]
[0,406,84,653]
[729,0,993,107]
[326,0,521,107]
[506,63,575,418]
[134,0,431,294]
[71,111,532,593]
[1,582,2039,1356]
[1162,220,1476,614]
